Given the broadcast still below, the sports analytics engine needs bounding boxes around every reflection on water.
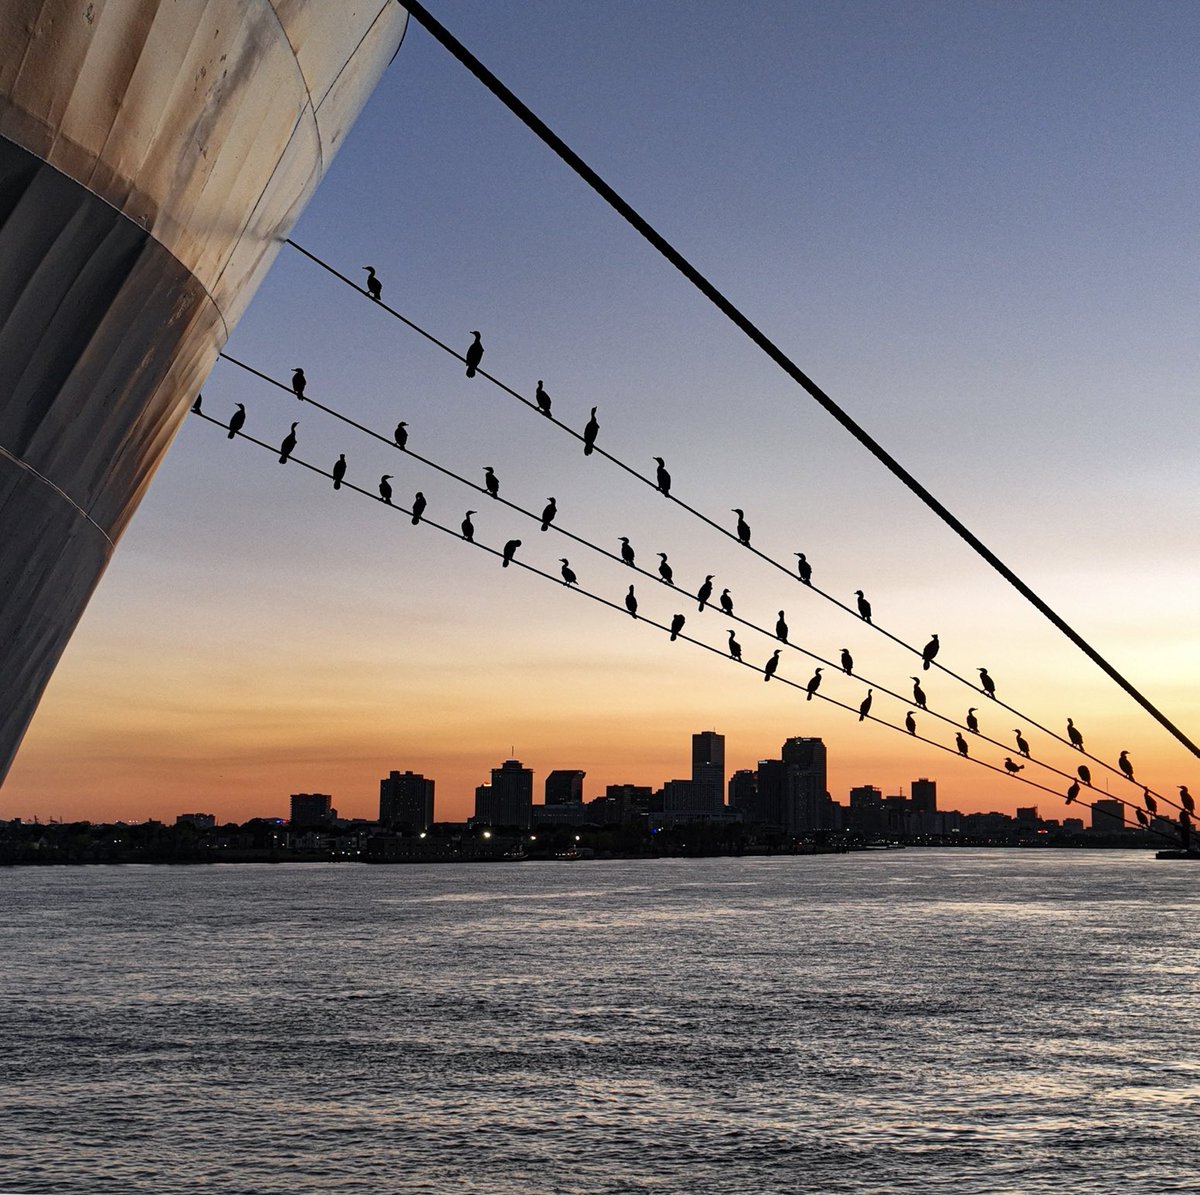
[1,851,1197,1193]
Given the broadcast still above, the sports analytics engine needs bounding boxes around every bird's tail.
[278,454,288,464]
[541,522,549,532]
[335,480,342,490]
[412,514,420,526]
[227,429,236,439]
[466,364,476,378]
[584,444,593,456]
[502,558,509,567]
[806,692,814,701]
[923,660,931,670]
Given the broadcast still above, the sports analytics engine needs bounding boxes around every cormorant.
[657,553,674,586]
[719,588,734,616]
[697,575,714,612]
[764,649,781,682]
[540,497,557,532]
[727,630,742,661]
[291,367,306,400]
[966,708,980,734]
[227,403,245,439]
[363,265,382,301]
[625,585,638,619]
[795,552,812,585]
[501,539,520,567]
[670,613,686,642]
[484,466,499,499]
[1078,764,1092,786]
[905,711,917,735]
[1066,718,1084,750]
[805,667,823,701]
[535,381,552,417]
[583,407,599,456]
[1180,786,1195,814]
[732,508,752,546]
[921,633,939,671]
[1065,781,1079,804]
[775,612,788,643]
[411,491,425,525]
[394,421,408,450]
[854,590,872,623]
[191,394,203,413]
[654,457,671,497]
[379,475,393,505]
[956,733,969,757]
[559,559,577,586]
[619,537,636,566]
[1014,730,1030,758]
[462,510,476,541]
[1143,789,1157,815]
[465,331,483,378]
[978,667,996,698]
[911,677,927,710]
[278,422,297,463]
[1118,751,1134,781]
[332,453,346,491]
[1136,808,1149,828]
[840,648,853,676]
[858,690,873,721]
[1004,757,1024,775]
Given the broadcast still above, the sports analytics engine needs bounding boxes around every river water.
[1,850,1197,1193]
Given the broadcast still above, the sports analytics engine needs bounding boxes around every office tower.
[849,785,884,836]
[545,770,586,806]
[1091,799,1124,831]
[911,779,937,815]
[780,737,828,832]
[290,793,334,827]
[692,731,726,811]
[379,771,436,832]
[489,759,534,829]
[728,769,757,811]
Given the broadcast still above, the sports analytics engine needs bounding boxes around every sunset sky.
[4,0,1197,824]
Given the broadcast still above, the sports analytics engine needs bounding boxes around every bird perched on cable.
[226,403,245,439]
[379,475,393,505]
[465,331,484,378]
[1180,786,1195,814]
[559,559,576,586]
[719,588,734,616]
[732,508,752,546]
[191,394,203,414]
[956,733,969,757]
[966,708,980,734]
[394,421,408,450]
[696,575,714,612]
[840,648,853,676]
[657,553,674,586]
[921,634,939,671]
[905,711,917,735]
[483,466,499,499]
[1065,781,1080,804]
[619,537,636,567]
[1143,789,1157,815]
[540,497,557,532]
[978,667,996,699]
[764,649,781,682]
[1078,764,1092,786]
[278,422,298,464]
[501,539,520,568]
[410,491,426,525]
[727,630,742,661]
[654,457,671,497]
[858,690,873,721]
[535,380,552,417]
[1004,757,1024,775]
[1135,808,1149,828]
[291,368,306,400]
[670,613,685,642]
[461,511,476,542]
[1014,730,1030,758]
[911,677,927,710]
[625,585,638,619]
[1118,751,1134,781]
[795,553,812,585]
[583,407,599,456]
[332,454,347,491]
[775,612,789,643]
[805,667,823,701]
[363,265,382,301]
[1066,718,1084,750]
[854,590,872,623]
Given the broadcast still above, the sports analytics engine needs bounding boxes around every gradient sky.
[4,0,1197,824]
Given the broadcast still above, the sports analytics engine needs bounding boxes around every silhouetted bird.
[411,491,425,525]
[1065,781,1080,804]
[501,539,520,568]
[332,454,346,491]
[858,690,873,721]
[727,630,742,661]
[764,649,781,682]
[670,613,686,642]
[795,552,812,585]
[484,466,499,499]
[540,497,557,532]
[1014,729,1030,758]
[535,380,552,417]
[1180,786,1195,814]
[191,394,203,413]
[654,457,671,497]
[978,667,996,698]
[619,537,635,567]
[806,667,823,701]
[854,590,872,623]
[921,633,939,671]
[1004,757,1024,775]
[465,331,483,378]
[394,421,408,450]
[1078,764,1092,786]
[966,707,980,734]
[583,407,599,456]
[1143,789,1157,815]
[719,588,734,616]
[379,475,393,505]
[1066,718,1084,750]
[461,510,476,541]
[625,585,638,619]
[775,611,789,643]
[291,368,306,400]
[911,677,927,710]
[840,648,853,676]
[657,553,674,585]
[905,711,917,735]
[732,508,752,546]
[363,265,382,301]
[697,575,714,612]
[1136,808,1149,828]
[559,559,576,586]
[278,422,297,463]
[227,403,245,439]
[1118,750,1134,781]
[956,733,969,757]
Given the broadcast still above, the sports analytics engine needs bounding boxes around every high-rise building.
[379,771,435,832]
[1091,799,1124,832]
[849,785,884,836]
[780,737,828,831]
[728,769,757,811]
[911,779,937,815]
[290,793,335,827]
[482,759,534,829]
[691,731,726,811]
[545,770,586,806]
